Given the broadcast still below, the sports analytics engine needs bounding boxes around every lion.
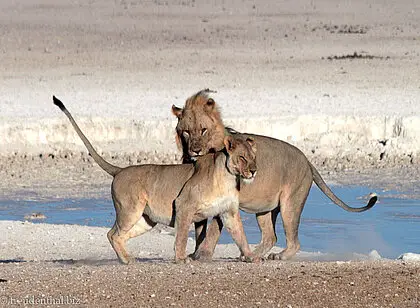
[53,96,258,264]
[172,89,378,261]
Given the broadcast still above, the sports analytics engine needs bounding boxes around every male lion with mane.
[172,89,377,261]
[53,96,259,264]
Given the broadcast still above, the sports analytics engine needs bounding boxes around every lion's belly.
[145,190,184,227]
[193,196,238,222]
[239,201,279,214]
[238,184,280,213]
[144,204,174,226]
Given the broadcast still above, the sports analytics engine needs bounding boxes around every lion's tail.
[53,96,122,177]
[309,162,377,212]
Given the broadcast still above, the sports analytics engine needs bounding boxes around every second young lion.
[53,96,258,264]
[172,89,378,261]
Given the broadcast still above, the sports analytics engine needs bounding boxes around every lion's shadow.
[0,257,167,265]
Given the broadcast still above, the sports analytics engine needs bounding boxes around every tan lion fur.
[172,89,377,261]
[53,96,258,264]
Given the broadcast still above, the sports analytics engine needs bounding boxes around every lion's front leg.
[174,202,194,263]
[221,209,260,263]
[190,216,223,261]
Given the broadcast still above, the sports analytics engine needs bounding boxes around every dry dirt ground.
[1,0,420,307]
[2,219,420,308]
[1,260,420,308]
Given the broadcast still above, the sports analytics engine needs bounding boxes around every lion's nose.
[190,148,202,156]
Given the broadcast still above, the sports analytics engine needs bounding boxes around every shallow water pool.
[1,185,419,259]
[236,186,420,259]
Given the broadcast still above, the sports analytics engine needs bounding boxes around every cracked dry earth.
[1,260,420,307]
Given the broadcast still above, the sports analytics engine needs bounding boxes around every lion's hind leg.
[268,178,312,261]
[108,196,147,264]
[252,208,280,258]
[126,215,156,241]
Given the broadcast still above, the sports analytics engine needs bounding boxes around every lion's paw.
[267,252,291,261]
[174,257,192,264]
[119,255,136,265]
[240,255,262,263]
[267,253,281,260]
[189,250,213,262]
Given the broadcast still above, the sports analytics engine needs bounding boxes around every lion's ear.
[172,105,183,119]
[204,98,215,113]
[246,137,257,152]
[223,135,236,153]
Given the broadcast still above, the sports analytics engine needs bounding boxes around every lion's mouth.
[189,148,216,158]
[188,151,203,158]
[241,177,255,184]
[241,172,256,183]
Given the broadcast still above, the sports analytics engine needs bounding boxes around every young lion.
[53,96,258,264]
[172,89,378,261]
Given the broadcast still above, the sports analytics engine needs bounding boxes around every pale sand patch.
[0,0,419,159]
[1,220,384,263]
[1,1,420,306]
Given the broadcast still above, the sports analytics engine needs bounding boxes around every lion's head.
[172,89,226,162]
[223,135,257,183]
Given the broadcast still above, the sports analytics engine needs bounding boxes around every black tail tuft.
[367,194,378,209]
[53,95,66,111]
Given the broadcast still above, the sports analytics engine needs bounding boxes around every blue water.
[1,185,419,259]
[235,186,420,259]
[0,198,115,226]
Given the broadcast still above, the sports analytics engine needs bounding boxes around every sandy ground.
[1,220,420,308]
[1,0,420,307]
[1,258,420,308]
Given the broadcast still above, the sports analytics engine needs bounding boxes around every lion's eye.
[201,128,208,136]
[239,156,247,164]
[182,131,190,138]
